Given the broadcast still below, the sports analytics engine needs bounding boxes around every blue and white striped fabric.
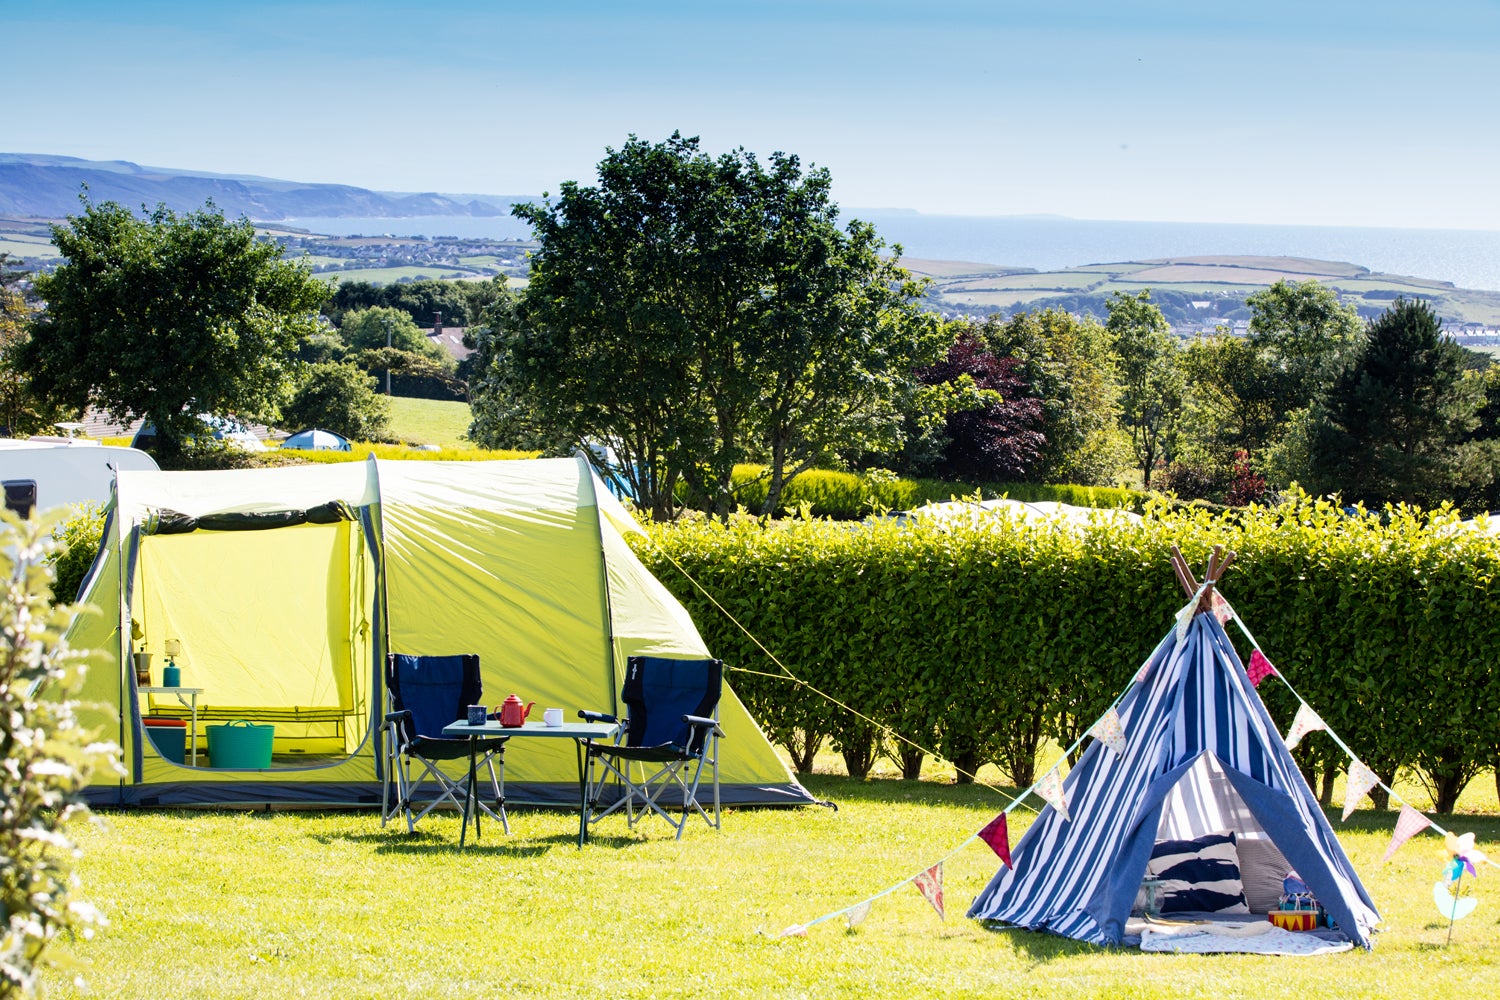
[1147,831,1249,913]
[966,613,1380,948]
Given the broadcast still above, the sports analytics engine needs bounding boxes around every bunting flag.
[1382,805,1433,862]
[1210,590,1235,624]
[778,923,808,938]
[912,863,944,920]
[1135,660,1152,685]
[1036,767,1070,822]
[1174,598,1197,642]
[1284,703,1326,750]
[1342,760,1380,821]
[1090,706,1127,756]
[978,812,1012,868]
[845,899,872,929]
[1246,649,1277,688]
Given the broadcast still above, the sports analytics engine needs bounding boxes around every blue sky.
[7,1,1499,229]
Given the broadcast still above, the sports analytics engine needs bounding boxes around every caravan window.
[3,480,37,519]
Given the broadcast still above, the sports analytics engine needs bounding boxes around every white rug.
[1139,922,1352,956]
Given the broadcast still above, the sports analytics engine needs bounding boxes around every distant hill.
[0,153,535,220]
[903,254,1500,329]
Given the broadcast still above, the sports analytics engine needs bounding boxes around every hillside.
[0,153,533,221]
[903,255,1500,329]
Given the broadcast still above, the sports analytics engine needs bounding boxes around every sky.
[6,0,1500,230]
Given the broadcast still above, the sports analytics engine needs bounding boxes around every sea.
[280,213,1500,293]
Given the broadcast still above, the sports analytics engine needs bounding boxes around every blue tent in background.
[281,428,352,452]
[967,603,1380,948]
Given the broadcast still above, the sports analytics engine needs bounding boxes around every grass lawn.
[43,768,1500,999]
[384,396,475,448]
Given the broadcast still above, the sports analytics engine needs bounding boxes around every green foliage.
[1,513,117,995]
[722,464,1144,519]
[338,306,452,367]
[491,132,941,520]
[48,506,106,604]
[0,281,65,437]
[281,361,391,441]
[1309,298,1489,507]
[1247,279,1364,423]
[27,200,329,463]
[981,308,1124,484]
[636,492,1500,810]
[1106,291,1182,485]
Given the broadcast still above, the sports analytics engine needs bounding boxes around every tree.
[914,329,1044,481]
[1106,291,1182,486]
[484,133,941,519]
[0,255,64,436]
[1308,298,1485,507]
[982,308,1125,485]
[281,361,390,440]
[1174,331,1280,482]
[1247,279,1363,423]
[338,306,452,366]
[26,200,328,463]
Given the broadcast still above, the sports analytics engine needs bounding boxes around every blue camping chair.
[580,656,725,840]
[381,653,509,835]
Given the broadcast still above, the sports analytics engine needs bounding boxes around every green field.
[385,395,475,448]
[39,762,1500,999]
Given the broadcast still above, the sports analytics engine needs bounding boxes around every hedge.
[635,495,1500,812]
[725,464,1144,519]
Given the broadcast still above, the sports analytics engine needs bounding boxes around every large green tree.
[477,133,942,519]
[0,254,64,436]
[26,200,328,462]
[1308,297,1486,506]
[281,361,390,440]
[982,307,1125,485]
[1246,279,1363,424]
[1106,291,1182,486]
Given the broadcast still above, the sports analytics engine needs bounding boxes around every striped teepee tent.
[967,550,1380,948]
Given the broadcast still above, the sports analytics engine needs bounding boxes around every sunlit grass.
[44,765,1500,1000]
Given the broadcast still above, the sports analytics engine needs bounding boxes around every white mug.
[543,707,564,727]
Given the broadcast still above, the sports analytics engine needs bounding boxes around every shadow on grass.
[793,772,1028,811]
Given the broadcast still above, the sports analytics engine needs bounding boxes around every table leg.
[577,738,589,848]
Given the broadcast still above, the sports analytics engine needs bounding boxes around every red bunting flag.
[913,863,944,920]
[1246,649,1277,688]
[979,813,1012,868]
[1382,805,1433,862]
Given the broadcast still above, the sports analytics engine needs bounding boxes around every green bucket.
[206,720,274,769]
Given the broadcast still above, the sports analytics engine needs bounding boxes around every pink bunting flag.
[1135,660,1152,685]
[1036,767,1070,822]
[1090,706,1127,756]
[1283,703,1326,750]
[1342,760,1380,821]
[1382,805,1433,862]
[1211,590,1235,624]
[978,812,1012,868]
[913,863,944,920]
[1246,649,1277,688]
[778,923,808,938]
[845,899,872,929]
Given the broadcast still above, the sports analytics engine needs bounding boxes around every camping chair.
[580,656,725,841]
[381,653,509,835]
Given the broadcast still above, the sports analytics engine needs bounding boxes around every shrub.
[48,505,107,604]
[636,493,1500,810]
[1,513,117,995]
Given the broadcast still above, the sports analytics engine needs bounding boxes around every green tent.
[70,456,811,808]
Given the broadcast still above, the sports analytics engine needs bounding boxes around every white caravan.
[0,438,160,517]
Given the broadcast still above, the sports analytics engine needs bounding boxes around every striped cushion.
[1147,831,1250,914]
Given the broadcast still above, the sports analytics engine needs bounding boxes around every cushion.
[1236,836,1293,913]
[1146,831,1250,914]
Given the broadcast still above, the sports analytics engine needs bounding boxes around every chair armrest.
[383,709,411,724]
[682,714,725,737]
[578,710,618,724]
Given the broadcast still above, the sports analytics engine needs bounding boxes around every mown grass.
[384,396,475,448]
[43,768,1500,1000]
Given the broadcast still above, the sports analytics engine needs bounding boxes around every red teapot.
[497,695,535,727]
